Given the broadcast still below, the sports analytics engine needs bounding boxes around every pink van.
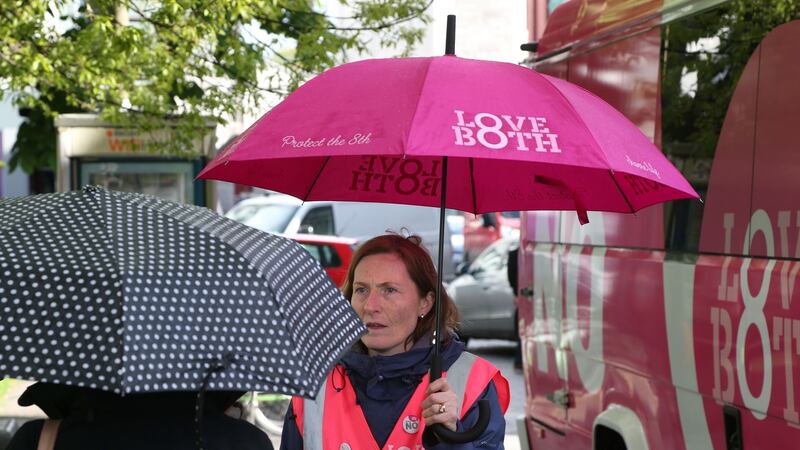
[516,1,800,449]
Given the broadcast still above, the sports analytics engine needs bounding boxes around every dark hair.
[342,233,459,350]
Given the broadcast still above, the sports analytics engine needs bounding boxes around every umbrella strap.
[332,365,347,393]
[195,353,235,450]
[534,175,589,224]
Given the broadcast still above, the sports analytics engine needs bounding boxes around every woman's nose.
[364,290,381,311]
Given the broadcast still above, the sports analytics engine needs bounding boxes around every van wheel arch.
[592,404,648,450]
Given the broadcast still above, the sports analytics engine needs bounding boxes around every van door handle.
[520,286,533,297]
[546,389,572,408]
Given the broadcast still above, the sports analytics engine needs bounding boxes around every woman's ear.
[420,291,434,316]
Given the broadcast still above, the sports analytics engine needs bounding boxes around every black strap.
[195,353,236,450]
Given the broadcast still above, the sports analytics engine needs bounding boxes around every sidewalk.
[504,434,521,449]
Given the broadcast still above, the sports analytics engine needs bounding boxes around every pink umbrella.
[200,54,696,224]
[199,15,698,443]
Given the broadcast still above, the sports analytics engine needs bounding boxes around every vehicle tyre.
[595,426,627,450]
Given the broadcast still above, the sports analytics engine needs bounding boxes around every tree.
[0,0,431,174]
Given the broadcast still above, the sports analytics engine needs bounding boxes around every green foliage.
[660,0,800,161]
[0,0,431,173]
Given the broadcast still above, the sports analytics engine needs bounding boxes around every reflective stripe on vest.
[293,351,508,450]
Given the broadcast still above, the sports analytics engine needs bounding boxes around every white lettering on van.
[532,243,566,379]
[773,316,800,424]
[712,209,800,425]
[710,210,800,422]
[717,213,739,302]
[777,211,800,309]
[775,210,800,425]
[738,210,776,419]
[531,213,606,392]
[711,307,735,403]
[565,214,606,393]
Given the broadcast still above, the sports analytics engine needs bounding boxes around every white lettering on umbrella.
[281,133,373,148]
[452,110,562,153]
[625,154,661,179]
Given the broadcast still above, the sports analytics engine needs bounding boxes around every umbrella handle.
[428,399,491,443]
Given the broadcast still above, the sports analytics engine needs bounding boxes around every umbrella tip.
[445,15,456,55]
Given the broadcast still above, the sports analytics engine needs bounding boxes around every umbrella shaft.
[431,156,448,380]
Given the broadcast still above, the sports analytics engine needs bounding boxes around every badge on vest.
[402,415,421,434]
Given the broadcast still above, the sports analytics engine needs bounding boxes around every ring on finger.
[438,403,447,414]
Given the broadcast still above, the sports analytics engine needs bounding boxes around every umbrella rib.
[469,158,477,214]
[403,58,436,158]
[608,169,636,214]
[303,156,331,201]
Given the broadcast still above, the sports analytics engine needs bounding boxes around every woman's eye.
[383,286,397,294]
[354,287,367,295]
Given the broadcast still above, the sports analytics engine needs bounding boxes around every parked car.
[225,194,456,280]
[462,211,520,263]
[447,238,519,342]
[287,234,356,287]
[446,209,465,267]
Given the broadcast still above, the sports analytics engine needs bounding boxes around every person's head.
[341,233,459,356]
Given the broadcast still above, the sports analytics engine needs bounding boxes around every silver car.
[447,238,518,342]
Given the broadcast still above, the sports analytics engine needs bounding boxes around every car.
[287,234,356,287]
[446,238,519,342]
[225,194,456,280]
[445,209,465,267]
[461,211,520,264]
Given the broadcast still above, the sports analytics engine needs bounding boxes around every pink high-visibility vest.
[292,352,510,450]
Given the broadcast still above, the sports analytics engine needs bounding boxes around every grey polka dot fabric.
[0,186,365,398]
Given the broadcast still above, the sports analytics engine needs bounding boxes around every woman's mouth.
[366,322,387,331]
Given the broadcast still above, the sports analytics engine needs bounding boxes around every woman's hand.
[421,377,458,431]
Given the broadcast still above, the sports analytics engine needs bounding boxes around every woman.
[280,234,509,449]
[7,383,273,450]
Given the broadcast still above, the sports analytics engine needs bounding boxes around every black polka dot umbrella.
[0,186,366,399]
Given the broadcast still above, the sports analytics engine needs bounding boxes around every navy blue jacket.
[280,338,506,449]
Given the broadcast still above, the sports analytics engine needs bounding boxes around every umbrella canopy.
[0,186,366,398]
[199,55,698,219]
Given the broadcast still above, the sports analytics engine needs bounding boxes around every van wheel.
[595,426,627,450]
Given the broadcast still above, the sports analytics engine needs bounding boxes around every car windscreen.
[226,203,298,233]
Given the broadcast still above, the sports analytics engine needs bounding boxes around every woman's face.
[351,252,433,356]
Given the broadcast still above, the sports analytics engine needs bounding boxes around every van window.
[500,211,520,219]
[300,243,342,268]
[662,3,799,254]
[226,203,298,233]
[299,206,335,235]
[660,3,751,252]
